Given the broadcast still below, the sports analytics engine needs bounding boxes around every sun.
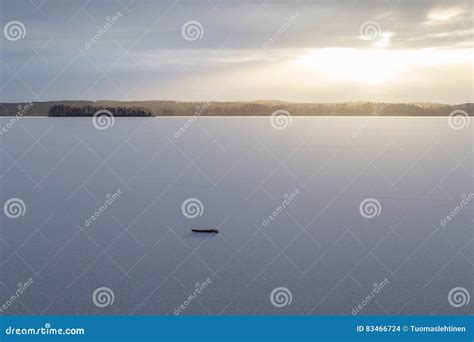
[295,48,399,85]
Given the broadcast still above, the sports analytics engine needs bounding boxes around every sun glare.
[294,48,472,85]
[296,49,399,84]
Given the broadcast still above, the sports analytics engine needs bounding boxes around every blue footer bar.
[1,316,472,341]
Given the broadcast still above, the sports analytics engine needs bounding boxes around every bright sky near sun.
[0,0,472,103]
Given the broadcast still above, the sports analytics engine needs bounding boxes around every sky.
[0,0,473,104]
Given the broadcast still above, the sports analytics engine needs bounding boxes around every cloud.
[0,0,472,103]
[427,6,467,21]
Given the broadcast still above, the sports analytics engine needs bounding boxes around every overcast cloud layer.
[0,0,473,103]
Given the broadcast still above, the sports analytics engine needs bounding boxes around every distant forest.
[0,100,472,117]
[48,104,152,117]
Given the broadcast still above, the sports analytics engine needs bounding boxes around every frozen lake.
[0,117,472,315]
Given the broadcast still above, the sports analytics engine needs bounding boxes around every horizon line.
[1,99,473,106]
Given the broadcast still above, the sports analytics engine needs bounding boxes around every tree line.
[48,105,152,117]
